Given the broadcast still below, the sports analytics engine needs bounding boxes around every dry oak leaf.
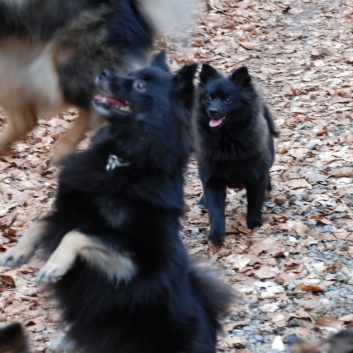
[288,7,303,15]
[315,316,344,330]
[333,167,353,178]
[237,226,252,234]
[223,322,246,332]
[189,246,204,255]
[268,312,288,326]
[296,283,324,292]
[309,216,332,225]
[238,41,259,50]
[0,275,16,292]
[287,179,311,189]
[254,266,280,280]
[222,336,247,348]
[339,314,353,323]
[289,309,314,322]
[228,254,251,270]
[274,195,287,205]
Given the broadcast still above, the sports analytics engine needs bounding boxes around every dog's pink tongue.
[209,118,223,128]
[94,95,125,108]
[106,97,125,108]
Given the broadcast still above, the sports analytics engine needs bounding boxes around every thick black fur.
[31,53,233,353]
[195,64,278,244]
[0,323,29,353]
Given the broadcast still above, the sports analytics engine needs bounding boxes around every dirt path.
[1,1,353,352]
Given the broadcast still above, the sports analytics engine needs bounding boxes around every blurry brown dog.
[287,330,353,353]
[0,0,192,163]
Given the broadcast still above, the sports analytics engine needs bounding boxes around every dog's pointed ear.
[199,63,219,84]
[151,50,170,72]
[230,67,251,87]
[173,63,198,110]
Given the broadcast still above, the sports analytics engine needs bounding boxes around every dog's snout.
[208,108,219,118]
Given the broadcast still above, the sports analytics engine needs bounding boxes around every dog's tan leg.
[37,230,136,285]
[0,105,38,149]
[52,108,97,164]
[0,220,49,267]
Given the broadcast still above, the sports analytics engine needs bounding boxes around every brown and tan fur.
[0,0,193,163]
[1,220,136,285]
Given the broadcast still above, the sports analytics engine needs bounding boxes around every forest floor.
[1,0,353,352]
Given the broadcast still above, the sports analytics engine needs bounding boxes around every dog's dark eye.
[134,80,146,92]
[206,95,212,103]
[224,97,233,104]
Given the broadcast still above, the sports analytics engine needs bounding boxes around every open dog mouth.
[209,116,226,128]
[93,95,132,116]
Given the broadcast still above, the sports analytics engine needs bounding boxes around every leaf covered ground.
[1,0,353,352]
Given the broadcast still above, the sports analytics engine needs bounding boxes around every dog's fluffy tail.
[189,262,237,328]
[136,0,200,36]
[0,323,31,353]
[264,104,279,138]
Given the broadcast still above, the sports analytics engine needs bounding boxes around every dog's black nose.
[208,109,219,118]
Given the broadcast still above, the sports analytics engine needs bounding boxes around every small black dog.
[195,64,278,244]
[1,52,234,353]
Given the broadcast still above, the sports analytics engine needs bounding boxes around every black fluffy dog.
[195,64,278,244]
[1,52,234,353]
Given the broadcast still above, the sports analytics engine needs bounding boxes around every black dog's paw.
[247,218,263,229]
[208,232,225,246]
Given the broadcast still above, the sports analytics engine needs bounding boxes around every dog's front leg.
[1,220,49,267]
[52,108,102,165]
[203,184,227,245]
[0,105,38,151]
[37,230,136,285]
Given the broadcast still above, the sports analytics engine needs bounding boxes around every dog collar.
[106,154,130,171]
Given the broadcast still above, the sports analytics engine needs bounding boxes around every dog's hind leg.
[0,220,49,267]
[245,178,267,229]
[52,108,94,164]
[0,105,38,150]
[37,230,136,285]
[267,173,272,192]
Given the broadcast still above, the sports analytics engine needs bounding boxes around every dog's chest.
[94,154,132,228]
[97,198,129,229]
[202,131,258,164]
